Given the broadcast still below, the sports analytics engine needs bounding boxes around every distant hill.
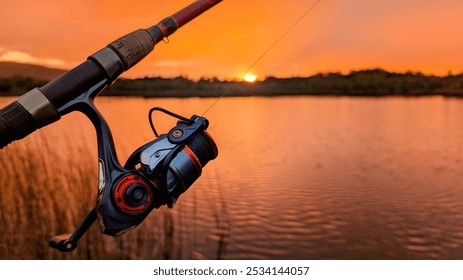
[0,62,66,81]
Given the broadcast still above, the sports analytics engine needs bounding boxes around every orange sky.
[0,0,462,79]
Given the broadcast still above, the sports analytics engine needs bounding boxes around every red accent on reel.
[114,174,153,215]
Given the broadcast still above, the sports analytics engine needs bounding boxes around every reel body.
[49,81,218,251]
[98,113,218,236]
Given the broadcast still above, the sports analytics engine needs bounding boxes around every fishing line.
[201,0,322,116]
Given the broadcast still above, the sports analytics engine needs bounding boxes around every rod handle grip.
[0,101,37,149]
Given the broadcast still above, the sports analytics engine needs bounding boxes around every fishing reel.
[49,82,218,252]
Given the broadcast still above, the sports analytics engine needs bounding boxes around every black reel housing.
[49,82,218,252]
[99,112,218,236]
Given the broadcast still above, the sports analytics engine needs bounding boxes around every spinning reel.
[49,81,217,252]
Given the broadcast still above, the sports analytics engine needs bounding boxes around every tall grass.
[0,130,102,259]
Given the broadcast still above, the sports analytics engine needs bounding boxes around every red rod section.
[172,0,223,27]
[150,0,223,41]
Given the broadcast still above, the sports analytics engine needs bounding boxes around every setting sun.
[243,74,257,83]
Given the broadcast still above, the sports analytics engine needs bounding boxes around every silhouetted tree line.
[0,76,48,96]
[2,69,463,97]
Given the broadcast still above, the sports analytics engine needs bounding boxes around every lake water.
[1,96,463,259]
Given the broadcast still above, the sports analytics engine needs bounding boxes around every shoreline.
[1,69,463,98]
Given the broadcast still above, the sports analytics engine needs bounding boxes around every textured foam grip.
[109,29,155,70]
[0,101,37,149]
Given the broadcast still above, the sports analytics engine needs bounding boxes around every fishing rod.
[0,0,221,252]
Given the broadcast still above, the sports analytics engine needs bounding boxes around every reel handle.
[49,234,75,252]
[49,208,97,252]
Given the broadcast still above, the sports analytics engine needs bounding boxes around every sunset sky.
[0,0,462,80]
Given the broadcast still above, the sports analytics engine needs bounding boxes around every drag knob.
[114,174,153,215]
[125,184,149,206]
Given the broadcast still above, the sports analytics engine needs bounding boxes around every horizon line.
[0,60,462,81]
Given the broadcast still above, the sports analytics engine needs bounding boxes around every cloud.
[0,50,66,67]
